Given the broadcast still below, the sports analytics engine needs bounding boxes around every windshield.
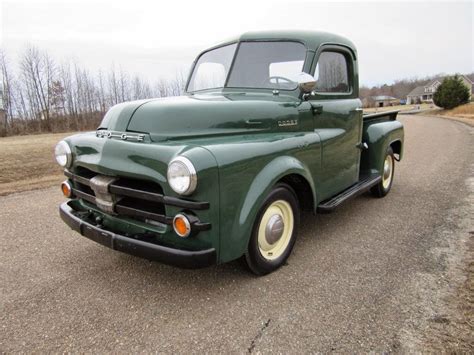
[187,43,237,92]
[187,41,306,92]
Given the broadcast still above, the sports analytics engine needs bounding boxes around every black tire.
[244,183,300,275]
[371,146,395,198]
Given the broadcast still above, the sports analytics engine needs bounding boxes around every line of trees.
[2,45,473,137]
[0,46,187,137]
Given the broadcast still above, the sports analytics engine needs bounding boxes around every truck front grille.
[64,168,210,228]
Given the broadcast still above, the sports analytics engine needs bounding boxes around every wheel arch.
[218,155,317,263]
[389,139,403,161]
[239,156,316,224]
[278,173,315,212]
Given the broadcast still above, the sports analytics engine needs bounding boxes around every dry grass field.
[434,102,474,119]
[423,102,474,126]
[0,132,76,195]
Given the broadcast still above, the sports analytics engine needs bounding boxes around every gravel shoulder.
[0,115,472,352]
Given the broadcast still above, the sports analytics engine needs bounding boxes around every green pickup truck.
[56,30,404,275]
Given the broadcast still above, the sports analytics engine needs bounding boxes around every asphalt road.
[1,115,473,352]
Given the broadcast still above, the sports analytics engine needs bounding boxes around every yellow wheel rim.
[382,154,394,189]
[257,200,294,261]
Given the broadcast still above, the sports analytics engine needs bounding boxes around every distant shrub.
[433,75,471,109]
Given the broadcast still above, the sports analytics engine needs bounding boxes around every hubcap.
[258,200,294,260]
[382,154,394,189]
[265,214,285,245]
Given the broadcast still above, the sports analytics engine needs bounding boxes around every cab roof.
[214,30,357,54]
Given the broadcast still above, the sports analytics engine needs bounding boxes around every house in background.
[362,95,400,108]
[373,95,400,107]
[407,75,474,104]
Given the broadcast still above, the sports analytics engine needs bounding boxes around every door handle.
[356,142,368,150]
[310,104,323,115]
[245,119,263,125]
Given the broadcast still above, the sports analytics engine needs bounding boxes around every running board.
[317,174,382,213]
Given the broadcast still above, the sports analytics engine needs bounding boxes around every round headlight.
[54,140,72,168]
[167,156,197,195]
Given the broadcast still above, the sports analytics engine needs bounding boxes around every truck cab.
[56,30,404,275]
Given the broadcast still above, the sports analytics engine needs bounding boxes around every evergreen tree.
[433,75,471,109]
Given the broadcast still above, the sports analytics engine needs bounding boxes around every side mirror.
[297,72,317,93]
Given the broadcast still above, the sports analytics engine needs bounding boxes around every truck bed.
[363,110,399,122]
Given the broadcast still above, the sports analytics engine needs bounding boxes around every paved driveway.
[1,115,472,352]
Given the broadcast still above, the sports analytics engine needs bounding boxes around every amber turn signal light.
[61,180,73,198]
[173,214,191,238]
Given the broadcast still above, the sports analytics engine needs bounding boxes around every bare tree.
[19,45,57,130]
[1,44,209,136]
[97,70,107,113]
[118,68,130,102]
[108,65,120,105]
[59,61,77,130]
[0,50,15,133]
[131,75,152,100]
[154,79,169,98]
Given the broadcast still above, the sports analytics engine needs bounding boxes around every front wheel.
[371,146,395,198]
[245,184,300,275]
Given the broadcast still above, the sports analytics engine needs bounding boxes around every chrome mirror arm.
[296,72,317,98]
[302,90,316,101]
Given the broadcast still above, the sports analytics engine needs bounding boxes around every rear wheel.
[371,146,395,198]
[245,184,300,275]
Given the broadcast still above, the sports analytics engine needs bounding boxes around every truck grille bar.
[64,169,210,230]
[108,184,209,210]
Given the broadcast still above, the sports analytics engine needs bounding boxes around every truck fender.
[232,156,316,257]
[362,120,404,175]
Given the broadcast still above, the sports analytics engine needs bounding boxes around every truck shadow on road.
[76,191,384,294]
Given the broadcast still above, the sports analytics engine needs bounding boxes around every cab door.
[309,46,363,201]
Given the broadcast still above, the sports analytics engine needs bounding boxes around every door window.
[314,51,350,93]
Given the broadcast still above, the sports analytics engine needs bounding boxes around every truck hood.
[99,93,302,142]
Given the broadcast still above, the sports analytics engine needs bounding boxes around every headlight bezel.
[54,140,72,168]
[167,156,197,196]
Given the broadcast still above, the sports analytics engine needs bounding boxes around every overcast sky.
[1,0,473,86]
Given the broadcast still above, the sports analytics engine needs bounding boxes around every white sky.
[1,0,473,86]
